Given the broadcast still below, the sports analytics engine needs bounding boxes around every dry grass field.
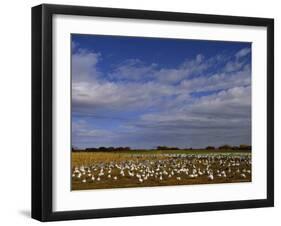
[71,150,251,190]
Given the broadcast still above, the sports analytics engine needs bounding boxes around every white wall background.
[0,0,279,225]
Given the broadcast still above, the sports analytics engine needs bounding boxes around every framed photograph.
[32,4,274,221]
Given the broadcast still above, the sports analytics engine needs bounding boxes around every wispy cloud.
[235,47,251,58]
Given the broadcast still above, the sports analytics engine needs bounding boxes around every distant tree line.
[206,144,251,151]
[72,146,131,152]
[156,146,180,150]
[72,144,251,152]
[156,145,251,151]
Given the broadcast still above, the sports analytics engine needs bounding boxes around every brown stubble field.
[71,150,251,190]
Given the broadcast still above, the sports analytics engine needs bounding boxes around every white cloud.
[72,120,113,138]
[72,49,101,81]
[72,80,186,113]
[109,59,157,81]
[235,47,251,58]
[222,47,251,73]
[140,86,251,127]
[224,61,245,72]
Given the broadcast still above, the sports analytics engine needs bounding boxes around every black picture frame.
[32,4,274,222]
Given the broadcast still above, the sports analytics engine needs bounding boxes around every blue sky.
[72,34,251,149]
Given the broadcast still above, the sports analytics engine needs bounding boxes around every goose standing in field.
[240,173,246,179]
[198,169,203,176]
[74,167,80,174]
[208,174,214,181]
[189,174,196,179]
[80,165,85,172]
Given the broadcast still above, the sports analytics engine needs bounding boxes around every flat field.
[71,150,251,190]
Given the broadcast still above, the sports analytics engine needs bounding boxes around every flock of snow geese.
[72,153,251,188]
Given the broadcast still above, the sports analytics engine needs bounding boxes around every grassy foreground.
[71,149,251,190]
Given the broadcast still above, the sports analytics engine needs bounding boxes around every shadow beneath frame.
[19,209,31,218]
